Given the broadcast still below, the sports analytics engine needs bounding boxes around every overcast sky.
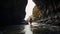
[24,0,36,20]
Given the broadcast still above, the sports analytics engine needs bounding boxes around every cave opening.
[24,0,36,20]
[24,0,35,34]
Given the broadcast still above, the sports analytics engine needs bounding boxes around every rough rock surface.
[33,0,60,26]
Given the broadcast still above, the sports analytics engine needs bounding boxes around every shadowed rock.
[0,0,28,34]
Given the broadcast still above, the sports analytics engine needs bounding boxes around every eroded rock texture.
[33,0,60,26]
[33,0,60,17]
[32,6,42,19]
[32,0,60,34]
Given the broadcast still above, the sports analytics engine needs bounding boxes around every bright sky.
[24,0,36,20]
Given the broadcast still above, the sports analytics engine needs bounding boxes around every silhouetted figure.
[29,17,32,25]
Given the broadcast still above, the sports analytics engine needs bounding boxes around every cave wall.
[33,0,60,26]
[0,0,28,25]
[33,0,60,18]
